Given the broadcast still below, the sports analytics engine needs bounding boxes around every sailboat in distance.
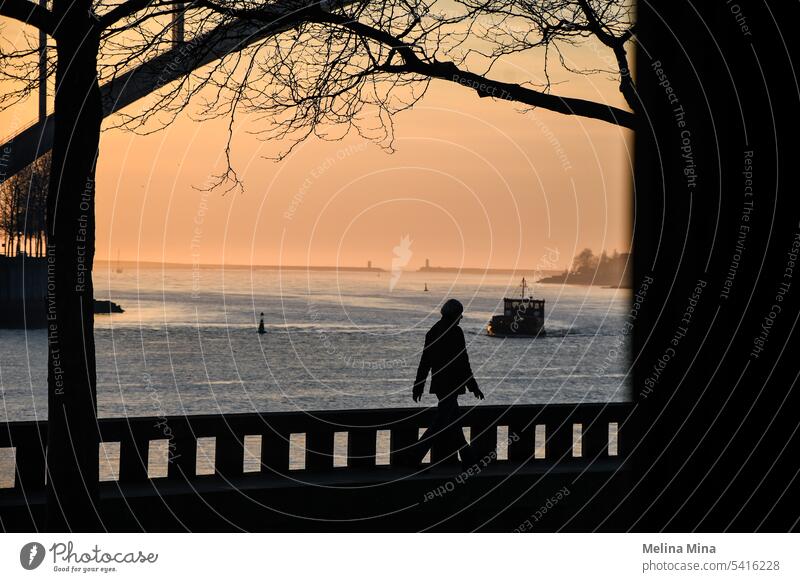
[115,249,123,274]
[486,277,546,337]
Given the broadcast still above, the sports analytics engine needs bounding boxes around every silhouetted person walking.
[411,299,484,467]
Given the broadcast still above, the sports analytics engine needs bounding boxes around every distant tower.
[425,258,430,269]
[367,260,372,269]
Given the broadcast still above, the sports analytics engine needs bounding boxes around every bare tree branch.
[576,0,637,111]
[2,0,637,185]
[314,9,636,128]
[0,0,55,33]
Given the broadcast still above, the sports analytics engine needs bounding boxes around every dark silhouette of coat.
[410,316,482,466]
[414,317,480,398]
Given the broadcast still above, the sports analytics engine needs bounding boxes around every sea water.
[1,264,631,421]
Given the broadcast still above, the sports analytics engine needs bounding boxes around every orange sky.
[2,21,633,271]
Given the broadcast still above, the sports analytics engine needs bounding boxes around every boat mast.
[521,277,527,298]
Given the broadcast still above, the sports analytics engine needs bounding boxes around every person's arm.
[413,332,432,401]
[456,327,484,400]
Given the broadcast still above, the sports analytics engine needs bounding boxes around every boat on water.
[486,277,545,338]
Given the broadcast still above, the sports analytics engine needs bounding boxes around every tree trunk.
[45,3,103,531]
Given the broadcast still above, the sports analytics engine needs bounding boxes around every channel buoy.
[258,312,266,335]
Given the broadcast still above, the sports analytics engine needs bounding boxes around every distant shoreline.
[94,260,385,273]
[538,273,632,289]
[418,266,564,277]
[94,259,565,276]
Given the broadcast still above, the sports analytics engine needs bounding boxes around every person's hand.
[473,387,485,400]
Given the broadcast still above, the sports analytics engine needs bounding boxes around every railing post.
[166,419,197,480]
[14,425,47,491]
[305,429,334,471]
[581,415,612,460]
[390,426,418,467]
[508,422,534,463]
[469,420,498,463]
[215,431,245,479]
[260,427,289,474]
[548,418,576,462]
[118,434,150,482]
[347,428,376,468]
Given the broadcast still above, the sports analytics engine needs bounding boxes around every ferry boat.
[486,277,545,337]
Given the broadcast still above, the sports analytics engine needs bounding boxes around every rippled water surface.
[0,265,631,422]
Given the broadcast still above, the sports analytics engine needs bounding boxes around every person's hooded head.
[440,299,464,322]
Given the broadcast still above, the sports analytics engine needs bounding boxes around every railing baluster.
[118,435,150,482]
[14,440,46,490]
[166,434,197,480]
[508,422,534,462]
[305,429,334,471]
[347,428,377,468]
[390,426,418,467]
[548,419,576,462]
[261,428,289,474]
[581,418,610,459]
[469,420,498,463]
[162,419,197,480]
[215,432,245,478]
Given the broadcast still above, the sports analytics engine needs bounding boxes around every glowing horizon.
[1,21,633,273]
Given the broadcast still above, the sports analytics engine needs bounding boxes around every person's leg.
[406,395,450,465]
[438,395,476,465]
[408,392,463,465]
[408,426,434,465]
[407,392,475,466]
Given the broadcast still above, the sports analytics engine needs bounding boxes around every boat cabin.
[503,297,545,318]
